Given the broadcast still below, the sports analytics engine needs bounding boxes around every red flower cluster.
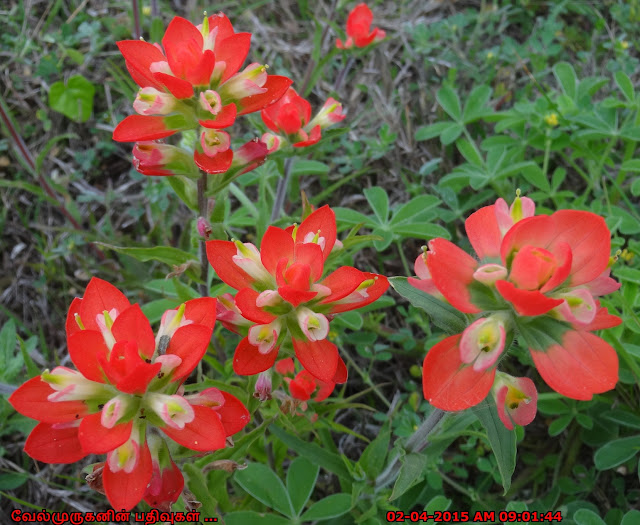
[113,13,293,175]
[9,279,249,511]
[261,88,345,152]
[412,196,620,429]
[336,3,386,49]
[207,205,389,384]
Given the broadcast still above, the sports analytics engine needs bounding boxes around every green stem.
[396,240,411,276]
[375,409,446,489]
[197,171,208,297]
[271,157,294,222]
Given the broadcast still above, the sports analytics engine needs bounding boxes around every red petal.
[199,103,237,129]
[320,267,366,303]
[260,226,294,275]
[293,243,324,283]
[113,115,177,142]
[153,72,195,99]
[116,362,162,394]
[116,40,166,89]
[293,338,338,384]
[78,412,133,454]
[194,148,233,174]
[162,16,204,81]
[233,337,278,375]
[161,404,226,451]
[333,355,348,384]
[328,272,389,314]
[235,288,277,324]
[66,297,82,339]
[208,13,235,44]
[217,391,250,436]
[530,331,618,400]
[294,125,321,147]
[550,210,611,287]
[237,75,294,115]
[78,278,130,332]
[68,330,109,383]
[422,334,495,411]
[217,33,252,83]
[103,441,153,511]
[166,324,212,381]
[314,378,336,402]
[184,297,217,329]
[112,304,155,358]
[9,377,89,423]
[275,358,295,376]
[427,238,481,313]
[495,280,563,316]
[189,49,216,87]
[206,240,254,290]
[465,204,502,260]
[579,306,622,331]
[143,459,184,509]
[278,285,317,307]
[539,241,572,293]
[347,3,373,38]
[25,422,86,464]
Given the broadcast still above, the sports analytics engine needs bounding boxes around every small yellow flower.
[544,113,559,127]
[621,40,630,50]
[142,5,151,15]
[487,51,495,60]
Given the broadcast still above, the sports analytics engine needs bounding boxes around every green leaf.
[334,207,375,228]
[95,243,196,267]
[554,62,577,99]
[621,510,640,525]
[390,453,428,500]
[224,512,291,525]
[364,187,389,224]
[621,159,640,172]
[300,493,352,521]
[359,427,390,479]
[286,457,318,517]
[472,397,516,494]
[48,74,95,122]
[602,409,640,430]
[416,122,452,141]
[390,195,441,225]
[0,473,28,491]
[519,162,551,193]
[462,84,493,123]
[574,509,606,525]
[549,414,573,436]
[437,86,462,121]
[269,425,351,479]
[235,463,294,518]
[389,277,466,334]
[440,123,464,145]
[0,320,18,382]
[292,159,330,177]
[333,311,363,330]
[182,463,218,517]
[594,435,640,470]
[425,495,451,513]
[456,139,484,167]
[150,17,165,43]
[167,175,198,211]
[615,70,635,102]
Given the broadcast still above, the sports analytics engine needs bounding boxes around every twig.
[131,0,141,39]
[270,157,293,222]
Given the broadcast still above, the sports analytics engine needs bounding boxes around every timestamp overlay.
[386,510,563,523]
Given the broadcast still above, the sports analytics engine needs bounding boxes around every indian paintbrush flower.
[9,278,249,511]
[336,3,386,49]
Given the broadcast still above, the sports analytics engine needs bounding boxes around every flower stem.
[197,171,208,297]
[375,408,446,489]
[271,157,294,222]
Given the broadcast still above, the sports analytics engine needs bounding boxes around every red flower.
[419,196,620,410]
[9,278,249,511]
[277,358,336,403]
[336,3,386,49]
[206,205,389,384]
[261,88,345,151]
[113,14,292,174]
[492,374,538,431]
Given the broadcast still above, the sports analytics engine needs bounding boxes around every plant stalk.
[197,171,208,297]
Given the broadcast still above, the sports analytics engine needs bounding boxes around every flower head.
[9,278,249,511]
[206,205,389,384]
[336,3,386,49]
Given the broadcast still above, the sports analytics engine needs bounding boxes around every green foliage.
[48,74,95,122]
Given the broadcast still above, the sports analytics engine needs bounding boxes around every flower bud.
[254,371,272,401]
[200,129,231,157]
[307,98,346,130]
[199,90,223,116]
[492,373,537,430]
[459,316,506,372]
[133,87,177,116]
[133,142,198,177]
